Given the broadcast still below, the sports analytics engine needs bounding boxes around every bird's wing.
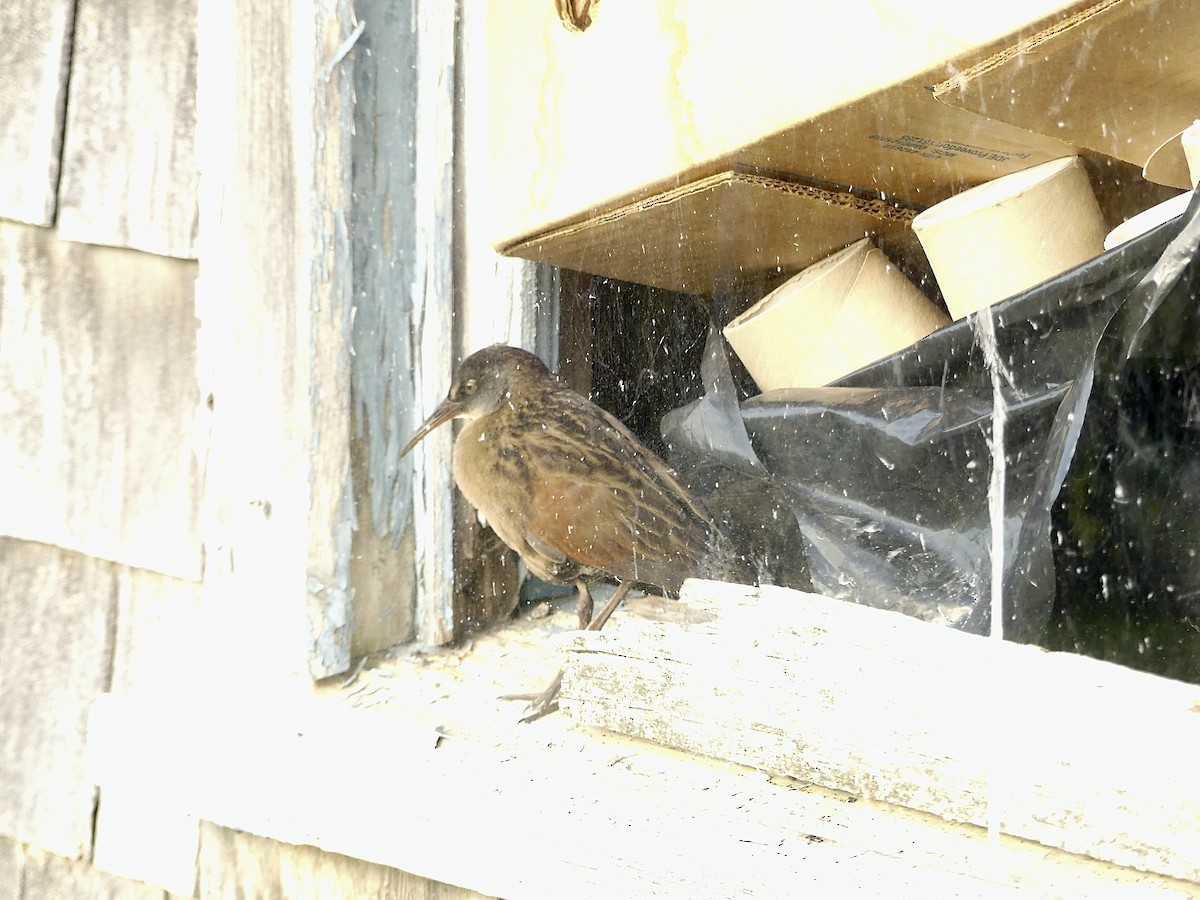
[500,385,722,591]
[588,402,717,531]
[523,528,569,565]
[525,476,708,591]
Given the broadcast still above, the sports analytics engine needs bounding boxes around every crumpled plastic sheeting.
[666,192,1200,648]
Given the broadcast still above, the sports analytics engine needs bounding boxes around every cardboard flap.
[503,169,918,295]
[934,0,1200,170]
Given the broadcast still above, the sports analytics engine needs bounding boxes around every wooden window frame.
[83,1,1200,895]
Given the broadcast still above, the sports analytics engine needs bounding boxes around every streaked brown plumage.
[401,344,739,715]
[403,344,735,601]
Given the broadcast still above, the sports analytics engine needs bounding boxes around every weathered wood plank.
[0,222,202,580]
[0,837,20,900]
[304,4,363,677]
[92,789,198,898]
[0,538,116,859]
[0,1,74,226]
[346,0,454,647]
[56,0,199,258]
[195,0,359,679]
[22,845,164,900]
[560,580,1200,884]
[408,0,457,646]
[97,570,207,896]
[347,496,417,657]
[87,597,1200,898]
[197,822,492,900]
[340,1,453,646]
[110,568,206,694]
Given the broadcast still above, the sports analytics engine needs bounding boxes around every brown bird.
[401,344,740,716]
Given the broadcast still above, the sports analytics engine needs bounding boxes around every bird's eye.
[463,378,478,395]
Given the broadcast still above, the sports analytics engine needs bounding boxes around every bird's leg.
[575,578,593,629]
[508,580,634,723]
[584,579,631,631]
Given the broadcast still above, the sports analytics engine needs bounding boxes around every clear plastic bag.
[667,192,1200,668]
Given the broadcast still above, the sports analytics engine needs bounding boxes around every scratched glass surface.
[406,2,1200,689]
[576,204,1199,689]
[543,116,1200,689]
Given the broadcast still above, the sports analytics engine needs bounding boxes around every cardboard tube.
[1182,121,1200,187]
[912,157,1106,320]
[723,239,949,391]
[1104,192,1192,250]
[1144,121,1200,190]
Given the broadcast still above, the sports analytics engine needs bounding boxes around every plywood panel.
[57,0,199,258]
[0,1,75,226]
[0,222,202,580]
[0,539,116,859]
[486,0,1090,248]
[197,823,492,900]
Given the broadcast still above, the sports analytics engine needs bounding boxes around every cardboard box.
[487,1,1104,293]
[505,167,919,295]
[934,0,1200,177]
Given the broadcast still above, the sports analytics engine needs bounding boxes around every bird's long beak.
[400,397,463,457]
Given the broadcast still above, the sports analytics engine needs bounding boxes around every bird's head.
[400,345,553,456]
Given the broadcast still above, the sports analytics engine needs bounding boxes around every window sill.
[87,589,1196,897]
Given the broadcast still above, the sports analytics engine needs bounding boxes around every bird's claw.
[518,697,560,724]
[500,669,564,723]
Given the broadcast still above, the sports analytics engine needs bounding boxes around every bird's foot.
[500,668,564,723]
[499,582,634,723]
